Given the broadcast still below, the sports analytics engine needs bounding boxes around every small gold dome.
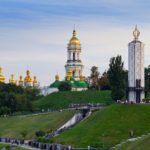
[66,75,71,81]
[66,69,73,81]
[24,70,32,83]
[67,69,73,77]
[133,25,140,40]
[55,74,60,81]
[9,74,17,84]
[19,75,23,86]
[0,66,5,82]
[33,76,37,84]
[80,74,84,81]
[69,30,80,45]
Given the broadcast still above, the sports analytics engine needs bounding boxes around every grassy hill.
[53,104,150,148]
[0,110,76,139]
[115,136,150,150]
[33,90,113,110]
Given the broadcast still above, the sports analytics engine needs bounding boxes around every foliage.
[54,104,150,148]
[20,130,28,138]
[0,143,29,150]
[89,66,100,90]
[0,110,76,139]
[99,71,111,90]
[0,83,40,114]
[0,82,24,94]
[24,87,41,101]
[108,55,126,101]
[58,81,72,91]
[35,130,46,137]
[0,143,10,149]
[0,106,10,115]
[33,90,113,110]
[145,65,150,94]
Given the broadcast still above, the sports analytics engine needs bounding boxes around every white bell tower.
[65,30,84,80]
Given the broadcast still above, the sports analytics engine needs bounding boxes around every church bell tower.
[65,30,84,80]
[128,26,145,103]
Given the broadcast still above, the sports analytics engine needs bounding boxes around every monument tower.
[65,30,84,80]
[128,26,145,103]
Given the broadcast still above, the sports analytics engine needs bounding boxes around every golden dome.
[24,70,32,83]
[0,66,5,82]
[66,75,71,81]
[69,30,80,45]
[19,75,23,86]
[55,74,60,81]
[80,74,84,81]
[33,76,37,84]
[66,69,73,81]
[67,69,73,77]
[133,25,140,40]
[9,74,17,84]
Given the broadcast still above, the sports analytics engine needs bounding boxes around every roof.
[50,80,61,88]
[50,79,88,89]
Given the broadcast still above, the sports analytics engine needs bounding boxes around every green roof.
[50,80,61,88]
[50,79,88,88]
[74,80,88,88]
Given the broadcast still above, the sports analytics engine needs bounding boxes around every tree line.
[89,55,150,101]
[0,82,40,115]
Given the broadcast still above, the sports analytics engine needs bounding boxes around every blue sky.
[0,0,150,85]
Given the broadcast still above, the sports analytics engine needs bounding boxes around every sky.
[1,0,150,86]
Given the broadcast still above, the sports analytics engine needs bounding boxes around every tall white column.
[128,26,145,103]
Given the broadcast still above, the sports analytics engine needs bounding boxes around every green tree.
[89,66,100,90]
[0,106,10,115]
[99,71,110,90]
[108,55,126,101]
[25,87,40,101]
[145,65,150,93]
[58,82,72,91]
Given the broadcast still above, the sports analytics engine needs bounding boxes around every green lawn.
[53,104,150,148]
[0,110,76,139]
[115,136,150,150]
[0,143,29,150]
[33,90,113,110]
[0,143,10,149]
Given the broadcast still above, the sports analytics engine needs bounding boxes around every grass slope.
[33,90,112,110]
[53,104,150,148]
[115,136,150,150]
[0,110,75,139]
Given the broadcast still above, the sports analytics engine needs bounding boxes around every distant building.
[49,30,88,93]
[9,74,17,84]
[0,67,39,88]
[128,26,145,103]
[65,30,84,80]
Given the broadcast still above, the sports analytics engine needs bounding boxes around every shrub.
[58,82,72,91]
[35,130,46,137]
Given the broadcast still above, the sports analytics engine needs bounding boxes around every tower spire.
[133,25,140,40]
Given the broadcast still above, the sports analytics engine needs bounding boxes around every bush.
[0,106,10,115]
[35,130,46,137]
[58,82,72,91]
[20,130,28,138]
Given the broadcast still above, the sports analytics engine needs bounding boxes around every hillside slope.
[0,110,76,139]
[53,104,150,148]
[33,90,112,110]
